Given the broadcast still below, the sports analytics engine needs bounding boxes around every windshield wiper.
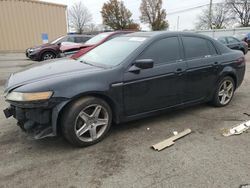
[79,60,105,68]
[80,60,94,66]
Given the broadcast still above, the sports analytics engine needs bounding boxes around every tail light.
[237,56,245,65]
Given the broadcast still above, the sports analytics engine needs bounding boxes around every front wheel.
[212,76,235,107]
[41,51,56,61]
[61,97,112,147]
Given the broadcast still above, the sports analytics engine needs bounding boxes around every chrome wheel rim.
[74,104,109,142]
[43,53,54,60]
[218,80,234,105]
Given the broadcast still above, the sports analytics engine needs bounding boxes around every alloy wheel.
[43,53,54,60]
[74,104,109,142]
[218,80,234,105]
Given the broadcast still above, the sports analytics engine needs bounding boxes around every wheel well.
[240,48,245,54]
[225,73,237,88]
[56,93,118,134]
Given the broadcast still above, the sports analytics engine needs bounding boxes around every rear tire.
[211,76,235,107]
[240,48,246,55]
[61,97,112,147]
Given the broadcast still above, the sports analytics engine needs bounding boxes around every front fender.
[51,100,70,136]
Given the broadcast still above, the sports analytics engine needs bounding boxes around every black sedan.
[4,32,246,147]
[217,36,248,55]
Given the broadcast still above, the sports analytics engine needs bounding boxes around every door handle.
[175,68,184,75]
[213,62,219,66]
[212,62,219,69]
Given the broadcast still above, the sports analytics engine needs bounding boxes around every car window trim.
[128,36,183,69]
[181,36,219,61]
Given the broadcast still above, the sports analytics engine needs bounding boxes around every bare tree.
[140,0,169,31]
[196,3,234,30]
[227,0,250,27]
[68,1,92,33]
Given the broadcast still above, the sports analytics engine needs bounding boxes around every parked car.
[4,32,245,147]
[26,35,92,61]
[243,34,250,49]
[61,31,134,58]
[217,36,248,54]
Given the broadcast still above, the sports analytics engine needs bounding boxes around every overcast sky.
[41,0,221,31]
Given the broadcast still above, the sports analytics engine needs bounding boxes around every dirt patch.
[88,138,127,187]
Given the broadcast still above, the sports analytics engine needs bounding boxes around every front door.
[123,37,187,116]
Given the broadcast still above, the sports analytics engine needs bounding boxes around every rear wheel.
[41,51,56,61]
[240,48,246,55]
[61,97,112,147]
[212,76,235,107]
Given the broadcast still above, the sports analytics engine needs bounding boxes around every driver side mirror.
[128,59,154,73]
[134,59,154,69]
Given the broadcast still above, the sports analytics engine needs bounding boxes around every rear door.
[181,36,219,102]
[123,36,187,116]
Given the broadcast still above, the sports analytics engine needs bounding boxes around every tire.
[211,76,235,107]
[61,97,112,147]
[240,48,245,55]
[41,51,56,61]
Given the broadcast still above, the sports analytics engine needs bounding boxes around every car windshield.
[50,36,65,44]
[78,36,147,67]
[84,33,111,45]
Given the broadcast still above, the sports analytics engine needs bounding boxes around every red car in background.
[60,31,134,59]
[26,35,92,61]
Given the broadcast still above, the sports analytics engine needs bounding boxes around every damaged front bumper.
[3,98,69,139]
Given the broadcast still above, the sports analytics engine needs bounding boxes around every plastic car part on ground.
[222,120,250,136]
[152,129,192,151]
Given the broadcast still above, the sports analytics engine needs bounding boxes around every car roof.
[99,31,135,36]
[125,31,214,40]
[67,34,93,37]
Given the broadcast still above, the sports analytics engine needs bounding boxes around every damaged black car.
[3,32,245,147]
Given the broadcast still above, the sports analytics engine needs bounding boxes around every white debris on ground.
[173,131,178,136]
[152,129,192,151]
[222,120,250,137]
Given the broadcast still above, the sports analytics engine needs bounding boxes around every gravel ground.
[0,53,249,188]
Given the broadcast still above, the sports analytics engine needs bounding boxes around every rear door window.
[227,37,240,44]
[182,37,217,59]
[139,37,182,65]
[218,37,227,44]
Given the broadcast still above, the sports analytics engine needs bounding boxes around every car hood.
[30,43,54,49]
[5,58,103,92]
[60,44,93,52]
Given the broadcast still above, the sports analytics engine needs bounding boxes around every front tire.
[212,76,235,107]
[41,51,56,61]
[61,97,112,147]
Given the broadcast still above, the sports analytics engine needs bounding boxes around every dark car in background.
[26,35,92,61]
[61,31,134,58]
[217,36,248,54]
[4,32,245,147]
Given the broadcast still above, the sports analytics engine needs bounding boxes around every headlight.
[6,91,53,102]
[30,47,41,52]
